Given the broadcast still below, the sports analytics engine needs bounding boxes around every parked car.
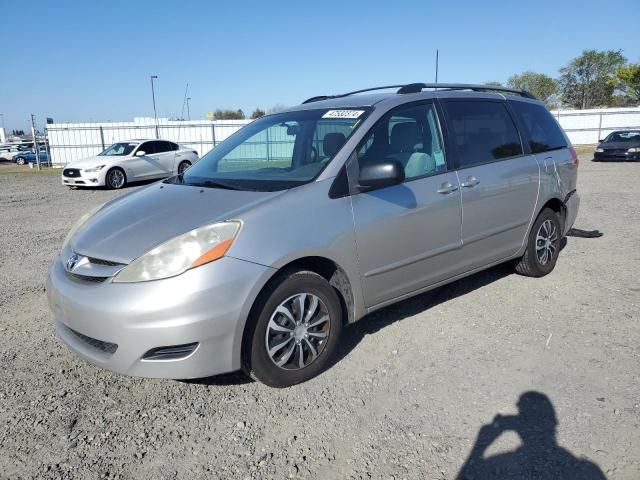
[0,144,30,162]
[13,148,50,165]
[61,140,199,189]
[594,130,640,161]
[47,83,579,387]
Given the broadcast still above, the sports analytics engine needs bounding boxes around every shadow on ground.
[456,391,606,479]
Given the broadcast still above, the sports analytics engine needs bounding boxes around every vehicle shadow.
[179,370,253,386]
[332,262,514,367]
[456,391,606,479]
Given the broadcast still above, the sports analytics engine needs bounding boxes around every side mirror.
[358,159,405,190]
[598,139,603,143]
[135,150,146,157]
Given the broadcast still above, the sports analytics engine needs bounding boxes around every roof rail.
[396,83,537,99]
[302,82,536,104]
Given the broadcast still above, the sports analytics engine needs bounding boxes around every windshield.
[99,142,139,156]
[604,131,640,143]
[174,108,370,191]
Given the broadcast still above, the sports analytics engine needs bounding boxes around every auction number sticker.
[322,110,365,119]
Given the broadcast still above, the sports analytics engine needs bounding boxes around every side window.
[357,103,446,180]
[155,141,172,153]
[169,142,179,151]
[510,101,568,153]
[138,142,153,155]
[443,101,523,168]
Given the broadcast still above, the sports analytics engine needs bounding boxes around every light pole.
[186,97,191,121]
[150,75,159,138]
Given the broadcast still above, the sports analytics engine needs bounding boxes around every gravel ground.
[0,155,638,479]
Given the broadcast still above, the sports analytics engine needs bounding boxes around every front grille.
[66,326,118,354]
[87,257,121,267]
[68,273,108,283]
[63,168,81,177]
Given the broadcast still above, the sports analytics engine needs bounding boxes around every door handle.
[437,182,459,194]
[461,176,480,188]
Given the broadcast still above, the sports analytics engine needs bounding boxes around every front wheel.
[15,157,26,165]
[177,160,191,175]
[105,167,126,189]
[243,270,343,387]
[515,208,562,277]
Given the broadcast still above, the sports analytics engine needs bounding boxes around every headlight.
[61,204,105,250]
[627,147,640,153]
[84,165,106,173]
[113,221,241,283]
[595,148,604,153]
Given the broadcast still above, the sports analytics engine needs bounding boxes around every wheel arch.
[239,255,356,371]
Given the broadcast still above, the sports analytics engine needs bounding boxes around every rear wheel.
[178,160,191,175]
[515,208,562,277]
[105,167,126,189]
[243,270,343,387]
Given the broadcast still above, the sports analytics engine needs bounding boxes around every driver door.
[350,101,463,308]
[130,141,165,179]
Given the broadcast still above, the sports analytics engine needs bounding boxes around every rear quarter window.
[510,101,567,153]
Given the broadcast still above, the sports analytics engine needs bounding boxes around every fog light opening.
[142,342,199,361]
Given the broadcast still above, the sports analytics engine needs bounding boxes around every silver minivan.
[47,83,580,387]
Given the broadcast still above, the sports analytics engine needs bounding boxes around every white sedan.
[61,139,199,189]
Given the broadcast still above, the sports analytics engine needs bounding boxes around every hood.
[66,156,113,169]
[72,183,283,263]
[599,141,640,150]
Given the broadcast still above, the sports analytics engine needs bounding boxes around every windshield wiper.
[188,178,242,190]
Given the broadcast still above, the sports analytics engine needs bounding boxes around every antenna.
[435,49,439,84]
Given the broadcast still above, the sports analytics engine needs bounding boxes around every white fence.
[46,117,251,166]
[46,107,640,165]
[550,107,640,145]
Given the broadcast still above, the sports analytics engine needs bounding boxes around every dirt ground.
[0,155,638,479]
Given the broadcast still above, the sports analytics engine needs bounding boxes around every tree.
[250,108,265,119]
[213,109,245,120]
[266,104,287,114]
[558,49,627,109]
[613,63,640,105]
[507,71,557,105]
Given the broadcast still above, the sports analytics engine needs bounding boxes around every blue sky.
[2,0,639,131]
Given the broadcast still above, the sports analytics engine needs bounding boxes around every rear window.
[442,101,523,168]
[510,101,567,153]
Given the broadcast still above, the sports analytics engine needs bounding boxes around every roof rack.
[302,83,536,104]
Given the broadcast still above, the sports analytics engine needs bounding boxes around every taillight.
[569,146,579,166]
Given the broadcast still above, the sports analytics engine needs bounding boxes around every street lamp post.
[186,97,191,121]
[150,75,159,139]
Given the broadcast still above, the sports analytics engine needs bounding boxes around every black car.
[594,130,640,162]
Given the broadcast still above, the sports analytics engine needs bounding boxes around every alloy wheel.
[264,293,331,370]
[536,219,558,266]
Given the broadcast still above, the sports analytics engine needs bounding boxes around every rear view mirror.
[135,150,146,157]
[358,159,405,190]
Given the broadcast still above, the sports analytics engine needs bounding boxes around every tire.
[243,270,343,388]
[178,160,191,175]
[105,167,126,189]
[515,208,562,277]
[15,157,26,166]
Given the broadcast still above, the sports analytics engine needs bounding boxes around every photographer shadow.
[457,391,606,480]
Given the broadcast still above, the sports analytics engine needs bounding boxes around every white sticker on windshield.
[322,110,365,119]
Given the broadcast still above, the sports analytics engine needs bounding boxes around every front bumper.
[47,255,274,379]
[61,171,105,186]
[593,152,640,162]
